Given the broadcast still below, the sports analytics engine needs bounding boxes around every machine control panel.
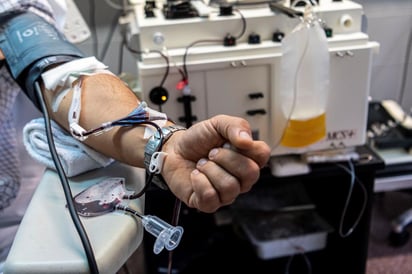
[134,0,364,52]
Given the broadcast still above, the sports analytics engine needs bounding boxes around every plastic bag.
[279,5,330,148]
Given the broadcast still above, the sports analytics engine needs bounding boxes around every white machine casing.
[132,0,379,156]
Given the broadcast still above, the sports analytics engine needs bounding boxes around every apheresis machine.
[131,0,379,167]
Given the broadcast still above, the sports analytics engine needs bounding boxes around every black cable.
[182,38,221,80]
[233,8,247,40]
[115,204,144,219]
[34,82,99,274]
[121,121,165,200]
[181,8,247,81]
[124,43,170,87]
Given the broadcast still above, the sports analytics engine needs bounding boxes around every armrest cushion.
[4,162,145,274]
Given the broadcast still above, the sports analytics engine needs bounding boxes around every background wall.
[73,0,412,110]
[358,0,412,109]
[73,0,139,78]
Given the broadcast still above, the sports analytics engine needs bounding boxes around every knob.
[340,14,353,29]
[153,32,165,45]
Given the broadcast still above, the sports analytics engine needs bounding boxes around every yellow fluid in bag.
[280,113,326,147]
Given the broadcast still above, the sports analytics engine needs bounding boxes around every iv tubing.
[115,204,184,254]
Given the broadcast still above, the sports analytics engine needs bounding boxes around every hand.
[160,115,271,213]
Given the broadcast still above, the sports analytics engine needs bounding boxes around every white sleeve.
[47,0,68,31]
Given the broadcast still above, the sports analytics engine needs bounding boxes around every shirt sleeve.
[0,0,57,26]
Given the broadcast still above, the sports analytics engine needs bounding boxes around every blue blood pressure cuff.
[0,11,84,108]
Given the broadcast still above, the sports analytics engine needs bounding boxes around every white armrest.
[4,162,146,274]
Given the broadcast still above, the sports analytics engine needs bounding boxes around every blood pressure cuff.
[0,11,84,109]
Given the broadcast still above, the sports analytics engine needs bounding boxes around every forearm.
[0,48,167,169]
[41,72,162,168]
[0,10,172,170]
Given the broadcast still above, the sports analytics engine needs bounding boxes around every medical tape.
[144,107,167,139]
[41,56,109,112]
[67,70,115,141]
[68,78,86,140]
[68,84,167,143]
[42,57,167,141]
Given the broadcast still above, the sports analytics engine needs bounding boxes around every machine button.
[246,109,267,116]
[224,34,236,46]
[272,31,285,42]
[219,4,233,16]
[153,32,165,45]
[248,92,264,99]
[248,33,261,44]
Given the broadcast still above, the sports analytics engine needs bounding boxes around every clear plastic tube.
[73,180,184,255]
[142,215,184,254]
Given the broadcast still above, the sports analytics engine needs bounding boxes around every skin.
[1,50,271,213]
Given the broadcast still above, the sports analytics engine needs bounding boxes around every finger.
[197,157,241,203]
[189,167,221,213]
[210,116,270,167]
[207,147,261,193]
[223,140,270,168]
[236,140,271,168]
[210,115,255,149]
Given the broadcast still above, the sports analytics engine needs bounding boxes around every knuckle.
[197,189,219,212]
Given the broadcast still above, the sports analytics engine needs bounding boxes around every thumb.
[209,115,254,149]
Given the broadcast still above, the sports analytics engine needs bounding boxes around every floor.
[366,191,412,274]
[119,190,412,274]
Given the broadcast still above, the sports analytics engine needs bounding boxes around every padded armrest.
[4,162,146,274]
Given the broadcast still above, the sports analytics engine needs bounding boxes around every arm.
[0,15,270,214]
[42,72,270,213]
